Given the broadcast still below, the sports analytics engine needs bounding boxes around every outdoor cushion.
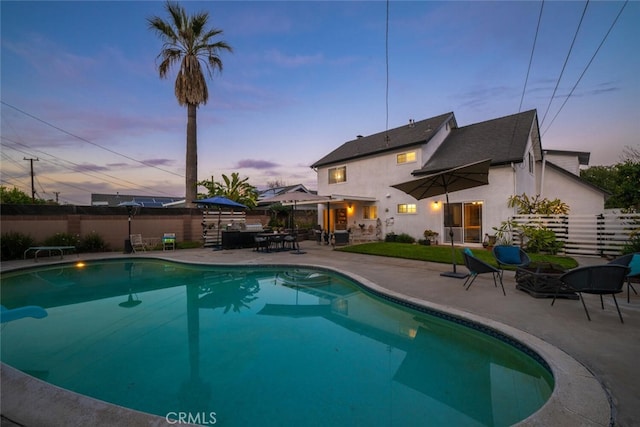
[629,253,640,277]
[497,246,521,264]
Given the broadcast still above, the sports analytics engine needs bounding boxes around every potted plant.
[423,229,439,245]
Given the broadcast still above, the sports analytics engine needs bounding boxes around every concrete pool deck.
[1,244,638,426]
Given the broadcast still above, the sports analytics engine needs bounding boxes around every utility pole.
[53,191,60,203]
[23,157,39,202]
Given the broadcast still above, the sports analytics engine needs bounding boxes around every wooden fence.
[511,213,639,256]
[202,210,247,248]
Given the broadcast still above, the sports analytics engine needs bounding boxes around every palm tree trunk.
[186,103,198,207]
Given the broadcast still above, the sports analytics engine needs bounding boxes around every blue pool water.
[1,259,553,426]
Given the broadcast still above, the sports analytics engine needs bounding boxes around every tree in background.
[581,145,640,211]
[197,172,258,209]
[0,186,46,205]
[148,1,232,207]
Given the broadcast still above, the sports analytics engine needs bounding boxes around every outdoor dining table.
[257,232,296,252]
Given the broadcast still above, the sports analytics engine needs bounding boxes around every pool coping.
[1,258,611,426]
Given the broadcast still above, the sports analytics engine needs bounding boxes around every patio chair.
[492,245,531,278]
[462,248,505,295]
[608,252,640,303]
[129,234,147,253]
[162,233,176,251]
[254,236,269,252]
[552,264,629,323]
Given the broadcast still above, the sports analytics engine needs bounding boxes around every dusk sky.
[1,1,638,205]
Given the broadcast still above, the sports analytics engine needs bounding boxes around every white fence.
[511,213,639,257]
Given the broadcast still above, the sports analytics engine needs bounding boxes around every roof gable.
[414,109,539,174]
[310,112,455,168]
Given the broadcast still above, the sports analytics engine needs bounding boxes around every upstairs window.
[396,151,416,164]
[397,203,417,214]
[528,152,534,174]
[328,166,347,184]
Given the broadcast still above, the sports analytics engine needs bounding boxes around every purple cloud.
[235,159,280,169]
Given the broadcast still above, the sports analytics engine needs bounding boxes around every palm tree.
[148,1,232,207]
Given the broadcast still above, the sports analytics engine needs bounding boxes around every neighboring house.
[91,193,185,207]
[310,109,607,246]
[257,184,317,203]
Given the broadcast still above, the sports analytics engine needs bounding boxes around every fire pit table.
[515,262,578,299]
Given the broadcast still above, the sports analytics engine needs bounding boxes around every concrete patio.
[1,243,638,426]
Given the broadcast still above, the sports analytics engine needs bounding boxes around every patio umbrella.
[261,192,330,254]
[392,158,492,278]
[195,196,248,250]
[118,201,141,237]
[195,196,248,210]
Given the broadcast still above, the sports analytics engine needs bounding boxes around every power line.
[540,1,590,127]
[542,0,628,137]
[518,0,545,114]
[1,136,179,197]
[0,101,184,179]
[385,0,390,138]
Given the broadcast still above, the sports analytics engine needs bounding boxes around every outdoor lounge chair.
[492,245,531,277]
[129,234,147,253]
[552,264,629,323]
[462,248,505,295]
[608,252,640,303]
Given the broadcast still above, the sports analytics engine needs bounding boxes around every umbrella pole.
[440,191,468,279]
[213,209,222,251]
[291,200,306,254]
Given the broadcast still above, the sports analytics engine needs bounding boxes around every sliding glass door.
[443,201,483,244]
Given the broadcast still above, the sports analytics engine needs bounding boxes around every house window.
[528,152,534,174]
[396,151,416,164]
[443,201,483,244]
[397,204,416,214]
[328,166,347,184]
[363,206,378,219]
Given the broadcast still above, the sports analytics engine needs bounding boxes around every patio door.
[444,201,483,244]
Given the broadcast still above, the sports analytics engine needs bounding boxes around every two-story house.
[310,109,607,245]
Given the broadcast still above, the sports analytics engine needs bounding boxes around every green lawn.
[336,242,579,270]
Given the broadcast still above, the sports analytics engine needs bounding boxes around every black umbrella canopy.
[391,159,492,279]
[391,159,492,200]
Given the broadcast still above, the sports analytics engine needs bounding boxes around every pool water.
[1,259,553,426]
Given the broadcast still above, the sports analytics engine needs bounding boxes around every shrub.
[395,233,416,244]
[622,230,640,254]
[78,232,109,253]
[522,227,563,254]
[1,231,36,260]
[43,232,80,247]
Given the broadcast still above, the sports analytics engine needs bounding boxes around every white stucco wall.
[544,153,581,175]
[314,123,602,243]
[542,167,605,214]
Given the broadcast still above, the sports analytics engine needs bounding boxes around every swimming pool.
[1,258,553,426]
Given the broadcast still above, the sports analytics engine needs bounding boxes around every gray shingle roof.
[414,109,538,175]
[310,112,455,168]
